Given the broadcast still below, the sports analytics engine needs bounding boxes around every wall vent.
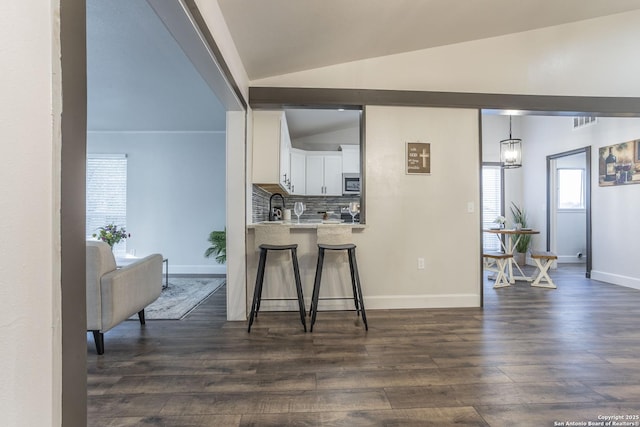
[573,116,597,129]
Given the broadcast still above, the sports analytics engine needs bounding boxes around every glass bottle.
[605,147,617,181]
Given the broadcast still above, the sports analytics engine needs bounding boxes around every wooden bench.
[530,250,558,289]
[483,252,513,288]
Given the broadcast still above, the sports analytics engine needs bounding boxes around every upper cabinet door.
[252,111,283,185]
[305,154,325,196]
[305,154,343,196]
[279,114,291,190]
[323,155,343,195]
[341,145,360,174]
[251,110,292,194]
[289,150,306,195]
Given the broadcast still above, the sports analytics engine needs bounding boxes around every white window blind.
[482,165,502,252]
[86,154,128,254]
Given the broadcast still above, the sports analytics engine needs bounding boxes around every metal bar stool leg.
[310,247,325,332]
[290,247,307,332]
[248,248,268,332]
[347,250,360,317]
[255,249,269,315]
[349,247,368,331]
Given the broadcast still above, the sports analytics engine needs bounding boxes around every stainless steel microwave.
[342,173,361,195]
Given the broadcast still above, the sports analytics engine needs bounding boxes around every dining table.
[483,228,540,284]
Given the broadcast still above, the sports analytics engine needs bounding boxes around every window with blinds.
[482,165,503,252]
[86,154,127,254]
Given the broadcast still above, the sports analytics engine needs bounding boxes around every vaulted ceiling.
[217,0,640,80]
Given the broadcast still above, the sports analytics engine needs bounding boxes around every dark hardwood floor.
[87,265,640,426]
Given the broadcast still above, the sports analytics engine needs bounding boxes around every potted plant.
[93,224,130,249]
[204,229,226,264]
[510,202,531,264]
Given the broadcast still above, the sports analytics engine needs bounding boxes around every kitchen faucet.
[269,193,285,221]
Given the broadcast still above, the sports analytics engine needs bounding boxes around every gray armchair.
[86,240,163,354]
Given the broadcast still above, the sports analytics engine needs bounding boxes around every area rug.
[131,277,225,320]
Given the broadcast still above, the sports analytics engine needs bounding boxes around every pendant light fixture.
[500,115,522,169]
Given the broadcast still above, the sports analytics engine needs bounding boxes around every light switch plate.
[467,202,475,213]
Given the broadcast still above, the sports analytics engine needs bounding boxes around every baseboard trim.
[257,294,480,311]
[591,270,640,291]
[170,264,226,275]
[557,256,586,264]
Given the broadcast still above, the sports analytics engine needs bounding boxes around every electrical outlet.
[417,258,425,269]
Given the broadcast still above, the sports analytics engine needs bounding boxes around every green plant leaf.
[204,228,226,264]
[509,202,532,253]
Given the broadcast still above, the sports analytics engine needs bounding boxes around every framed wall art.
[406,142,430,175]
[598,139,640,186]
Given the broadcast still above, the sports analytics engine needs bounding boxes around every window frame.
[556,167,585,211]
[482,162,505,252]
[86,153,128,255]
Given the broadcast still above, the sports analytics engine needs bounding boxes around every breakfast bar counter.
[246,223,365,313]
[247,221,366,229]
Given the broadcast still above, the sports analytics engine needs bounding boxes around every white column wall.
[226,111,248,320]
[0,1,60,425]
[193,0,251,320]
[356,106,481,308]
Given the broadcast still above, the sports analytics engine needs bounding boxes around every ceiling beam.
[250,87,640,116]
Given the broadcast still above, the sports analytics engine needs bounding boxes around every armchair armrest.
[99,254,163,332]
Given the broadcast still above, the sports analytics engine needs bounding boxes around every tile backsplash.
[252,185,360,223]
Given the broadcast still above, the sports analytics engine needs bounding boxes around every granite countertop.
[247,221,366,229]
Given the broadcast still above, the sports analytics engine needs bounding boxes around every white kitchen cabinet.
[280,114,291,191]
[289,149,306,195]
[323,155,343,195]
[305,153,343,196]
[340,144,360,174]
[252,110,291,194]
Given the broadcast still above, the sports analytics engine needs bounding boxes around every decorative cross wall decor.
[406,142,431,175]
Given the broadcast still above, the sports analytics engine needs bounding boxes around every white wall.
[354,106,480,308]
[0,1,60,425]
[88,132,227,274]
[521,116,640,289]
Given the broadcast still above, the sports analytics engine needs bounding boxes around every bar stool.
[247,225,307,332]
[309,226,367,332]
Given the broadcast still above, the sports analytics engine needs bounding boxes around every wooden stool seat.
[530,251,558,289]
[483,252,513,289]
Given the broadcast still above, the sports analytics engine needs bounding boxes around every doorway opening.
[547,147,592,278]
